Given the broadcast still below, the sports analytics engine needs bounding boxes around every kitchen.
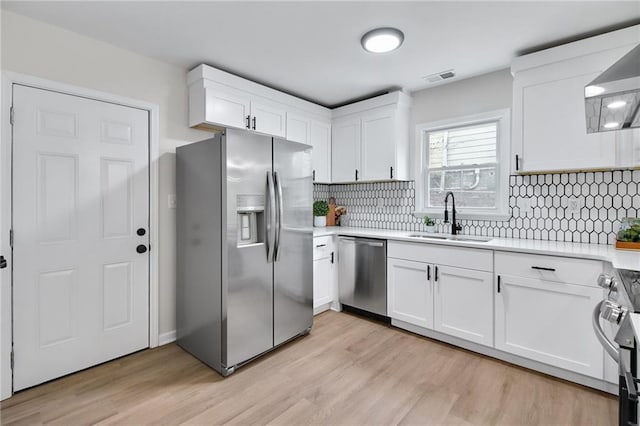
[0,1,639,425]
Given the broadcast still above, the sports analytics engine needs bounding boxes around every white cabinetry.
[387,258,433,329]
[511,26,640,173]
[313,236,335,314]
[331,91,411,183]
[387,242,493,346]
[188,64,332,171]
[494,252,604,378]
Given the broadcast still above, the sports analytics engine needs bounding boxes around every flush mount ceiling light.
[361,27,404,53]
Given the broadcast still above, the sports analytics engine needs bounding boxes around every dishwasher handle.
[339,237,384,247]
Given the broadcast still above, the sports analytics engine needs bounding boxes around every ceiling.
[3,1,639,108]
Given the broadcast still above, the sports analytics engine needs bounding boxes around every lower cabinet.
[387,242,494,346]
[313,236,335,313]
[434,266,493,346]
[387,258,433,329]
[494,274,604,378]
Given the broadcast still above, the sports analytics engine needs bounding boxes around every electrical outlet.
[168,194,177,209]
[567,197,581,215]
[518,197,532,215]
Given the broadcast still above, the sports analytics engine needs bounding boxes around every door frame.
[0,72,161,400]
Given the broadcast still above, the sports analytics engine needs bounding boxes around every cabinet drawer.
[388,241,492,272]
[313,236,333,260]
[495,251,602,287]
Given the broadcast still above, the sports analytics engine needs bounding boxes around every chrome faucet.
[444,191,462,235]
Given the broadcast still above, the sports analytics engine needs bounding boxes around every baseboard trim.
[158,330,176,346]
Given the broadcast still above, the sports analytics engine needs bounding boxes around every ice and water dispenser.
[236,194,265,246]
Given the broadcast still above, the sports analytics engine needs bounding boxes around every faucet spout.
[443,191,461,235]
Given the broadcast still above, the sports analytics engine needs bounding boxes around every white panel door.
[495,274,604,378]
[331,116,360,182]
[360,105,395,181]
[310,120,331,183]
[387,258,433,329]
[12,85,150,391]
[286,112,311,144]
[251,100,286,138]
[203,87,251,130]
[433,266,493,346]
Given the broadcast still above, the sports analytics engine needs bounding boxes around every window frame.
[415,108,511,221]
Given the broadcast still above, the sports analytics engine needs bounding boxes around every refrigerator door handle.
[266,171,277,263]
[273,171,284,261]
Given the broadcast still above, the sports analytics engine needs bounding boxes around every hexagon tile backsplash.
[313,169,640,245]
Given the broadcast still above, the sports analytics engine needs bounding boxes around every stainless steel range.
[594,268,640,425]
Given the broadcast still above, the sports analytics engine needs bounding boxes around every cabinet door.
[251,100,286,138]
[310,120,332,183]
[202,87,251,130]
[495,275,604,378]
[361,106,396,180]
[331,116,360,182]
[286,112,311,144]
[313,257,332,309]
[434,266,493,346]
[387,258,433,329]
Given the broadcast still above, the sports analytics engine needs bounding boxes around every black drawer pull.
[315,244,327,248]
[531,266,556,272]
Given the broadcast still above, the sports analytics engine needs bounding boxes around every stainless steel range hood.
[585,44,640,133]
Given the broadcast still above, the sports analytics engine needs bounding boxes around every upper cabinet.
[188,64,332,175]
[511,25,640,173]
[331,91,411,183]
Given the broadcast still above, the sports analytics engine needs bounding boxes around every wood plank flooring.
[1,311,617,425]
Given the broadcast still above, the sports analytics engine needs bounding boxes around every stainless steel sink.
[407,234,492,243]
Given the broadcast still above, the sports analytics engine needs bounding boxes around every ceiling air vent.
[423,69,456,83]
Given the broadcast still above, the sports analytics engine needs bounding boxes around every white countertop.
[313,226,640,271]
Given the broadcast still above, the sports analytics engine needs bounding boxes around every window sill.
[415,210,511,222]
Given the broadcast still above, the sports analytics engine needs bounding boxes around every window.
[415,109,510,220]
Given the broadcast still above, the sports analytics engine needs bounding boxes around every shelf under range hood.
[585,43,640,133]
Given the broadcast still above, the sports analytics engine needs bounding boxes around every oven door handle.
[592,300,620,363]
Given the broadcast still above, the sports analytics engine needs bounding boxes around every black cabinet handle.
[252,116,256,130]
[312,170,316,181]
[315,244,326,248]
[136,245,148,254]
[515,154,520,171]
[390,166,394,179]
[331,252,334,264]
[435,266,439,282]
[497,275,501,293]
[355,169,358,181]
[245,115,251,129]
[531,266,556,272]
[0,255,6,269]
[427,265,431,281]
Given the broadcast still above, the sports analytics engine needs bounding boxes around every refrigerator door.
[273,138,314,346]
[224,129,275,367]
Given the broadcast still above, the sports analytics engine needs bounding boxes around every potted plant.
[313,200,329,227]
[423,216,436,233]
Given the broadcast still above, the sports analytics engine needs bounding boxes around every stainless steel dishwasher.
[338,237,387,316]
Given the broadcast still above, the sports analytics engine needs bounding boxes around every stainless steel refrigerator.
[176,128,313,376]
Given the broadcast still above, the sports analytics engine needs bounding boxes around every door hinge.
[10,350,14,370]
[330,252,334,264]
[9,106,14,126]
[9,229,13,248]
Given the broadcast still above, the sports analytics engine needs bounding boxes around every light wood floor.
[1,311,616,425]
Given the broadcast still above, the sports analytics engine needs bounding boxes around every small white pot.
[314,216,327,227]
[425,225,436,233]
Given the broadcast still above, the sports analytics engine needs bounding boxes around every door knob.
[136,245,148,254]
[137,228,146,236]
[0,255,6,269]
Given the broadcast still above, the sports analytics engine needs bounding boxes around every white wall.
[409,69,513,178]
[1,11,212,337]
